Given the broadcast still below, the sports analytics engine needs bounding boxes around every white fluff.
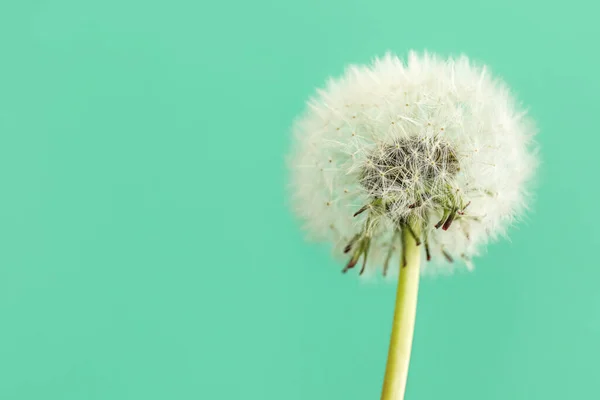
[288,51,537,275]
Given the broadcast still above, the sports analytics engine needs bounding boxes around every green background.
[1,1,598,399]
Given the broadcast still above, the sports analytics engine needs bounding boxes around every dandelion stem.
[381,222,421,400]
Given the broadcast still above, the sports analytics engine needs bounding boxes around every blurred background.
[1,1,599,399]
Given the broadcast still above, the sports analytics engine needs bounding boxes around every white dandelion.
[288,51,537,399]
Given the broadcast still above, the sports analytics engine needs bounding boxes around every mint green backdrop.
[1,1,598,399]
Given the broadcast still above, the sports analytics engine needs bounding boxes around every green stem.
[380,223,421,400]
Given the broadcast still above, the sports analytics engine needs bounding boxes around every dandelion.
[288,51,537,399]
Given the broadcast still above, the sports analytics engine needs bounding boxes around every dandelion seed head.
[288,51,538,275]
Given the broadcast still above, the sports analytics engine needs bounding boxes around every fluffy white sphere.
[289,51,537,275]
